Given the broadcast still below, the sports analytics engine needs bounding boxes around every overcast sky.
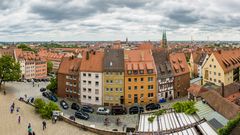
[0,0,240,41]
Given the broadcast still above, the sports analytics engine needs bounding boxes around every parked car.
[60,100,69,110]
[75,111,90,120]
[49,94,58,102]
[71,103,80,111]
[96,107,110,115]
[129,106,144,114]
[42,91,50,98]
[111,106,127,115]
[146,103,161,111]
[40,88,46,92]
[81,105,94,113]
[27,97,34,103]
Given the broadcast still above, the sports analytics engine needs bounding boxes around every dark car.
[129,106,144,114]
[27,97,34,103]
[71,103,80,111]
[146,103,161,111]
[81,105,94,113]
[111,106,127,115]
[42,91,50,98]
[60,100,69,110]
[49,94,58,102]
[40,88,46,92]
[75,111,89,120]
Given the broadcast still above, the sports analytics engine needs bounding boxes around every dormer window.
[139,70,144,74]
[147,69,153,74]
[133,70,138,74]
[128,70,132,75]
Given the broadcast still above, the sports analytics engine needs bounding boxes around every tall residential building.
[202,49,240,86]
[152,49,174,101]
[103,49,124,106]
[80,51,104,105]
[57,57,81,100]
[161,30,167,48]
[124,50,157,106]
[14,49,47,80]
[169,53,190,98]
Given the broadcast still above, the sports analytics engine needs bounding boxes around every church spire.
[161,30,167,48]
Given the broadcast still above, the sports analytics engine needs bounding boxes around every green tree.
[47,61,53,74]
[34,98,46,113]
[0,55,21,88]
[17,44,36,52]
[46,77,57,94]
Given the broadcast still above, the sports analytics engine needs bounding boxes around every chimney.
[218,50,221,54]
[221,82,225,97]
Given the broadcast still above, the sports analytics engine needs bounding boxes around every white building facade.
[80,72,103,105]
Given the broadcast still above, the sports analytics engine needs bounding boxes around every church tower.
[161,30,167,48]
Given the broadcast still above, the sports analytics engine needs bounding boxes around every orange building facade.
[124,50,157,106]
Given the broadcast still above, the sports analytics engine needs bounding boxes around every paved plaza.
[0,82,96,135]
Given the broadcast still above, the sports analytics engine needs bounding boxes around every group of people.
[27,121,47,135]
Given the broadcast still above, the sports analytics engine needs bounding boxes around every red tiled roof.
[169,53,190,76]
[80,51,104,72]
[58,57,81,74]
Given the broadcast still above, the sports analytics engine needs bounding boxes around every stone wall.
[60,115,126,135]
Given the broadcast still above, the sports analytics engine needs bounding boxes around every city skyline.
[0,0,240,41]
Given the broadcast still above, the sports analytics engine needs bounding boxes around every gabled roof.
[213,49,240,73]
[169,53,190,76]
[200,90,240,119]
[103,49,124,72]
[80,51,104,72]
[58,57,81,74]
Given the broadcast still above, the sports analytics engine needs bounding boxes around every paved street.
[0,82,96,135]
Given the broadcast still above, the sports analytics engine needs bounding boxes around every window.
[218,80,221,83]
[88,88,91,92]
[106,88,109,91]
[88,96,91,99]
[119,88,123,92]
[110,80,113,83]
[116,88,118,91]
[128,70,132,75]
[141,78,144,82]
[147,69,153,74]
[95,89,99,94]
[128,78,131,82]
[133,70,138,74]
[210,78,212,81]
[148,77,153,82]
[218,73,221,76]
[140,94,144,99]
[214,72,216,75]
[212,58,214,62]
[209,64,212,67]
[106,80,109,83]
[128,94,131,99]
[139,70,144,74]
[95,97,99,101]
[148,93,153,97]
[83,95,86,99]
[95,74,99,79]
[148,85,153,90]
[83,73,86,77]
[83,88,86,92]
[95,81,99,86]
[141,86,144,90]
[88,81,91,85]
[214,79,216,82]
[128,86,131,90]
[134,78,137,82]
[214,65,216,68]
[110,88,113,91]
[134,86,138,90]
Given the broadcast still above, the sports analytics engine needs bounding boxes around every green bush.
[172,101,198,115]
[218,114,240,135]
[148,115,156,123]
[33,98,60,119]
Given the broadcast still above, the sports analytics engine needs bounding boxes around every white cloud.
[0,0,239,41]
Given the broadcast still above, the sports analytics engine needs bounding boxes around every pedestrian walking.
[12,102,15,109]
[32,131,35,135]
[10,106,14,113]
[42,121,46,130]
[16,107,20,113]
[18,115,21,124]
